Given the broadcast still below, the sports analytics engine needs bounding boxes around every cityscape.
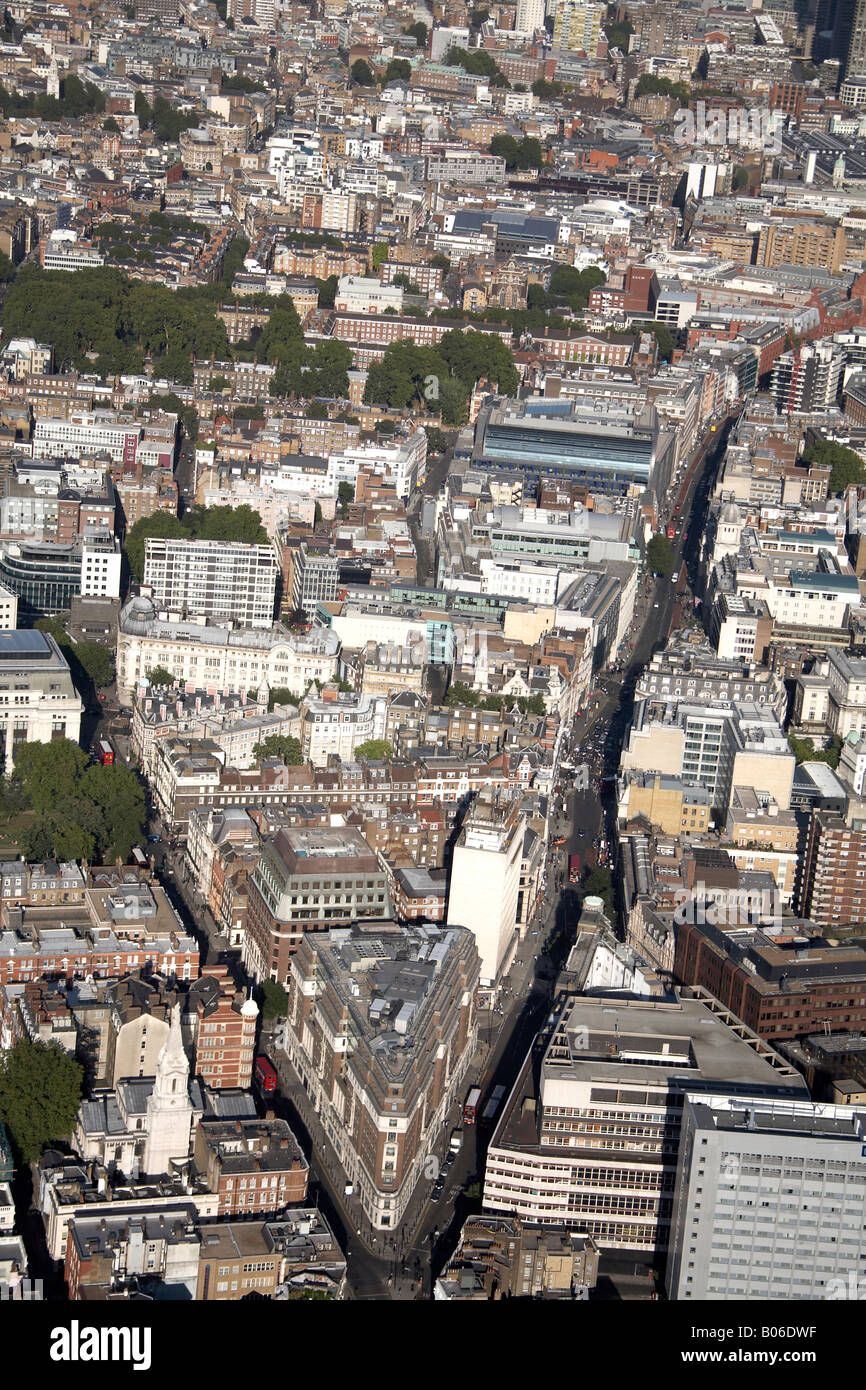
[0,0,863,1344]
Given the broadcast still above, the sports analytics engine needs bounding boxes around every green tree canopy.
[11,739,146,862]
[0,1039,83,1164]
[124,511,189,581]
[145,666,175,687]
[351,58,375,86]
[384,58,412,83]
[489,134,544,169]
[802,439,866,494]
[644,320,676,361]
[253,734,303,765]
[353,739,394,760]
[647,534,675,575]
[404,20,428,46]
[788,733,843,768]
[260,978,288,1020]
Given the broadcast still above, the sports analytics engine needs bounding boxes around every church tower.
[142,1003,193,1178]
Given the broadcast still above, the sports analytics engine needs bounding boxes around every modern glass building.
[473,397,674,498]
[0,542,82,618]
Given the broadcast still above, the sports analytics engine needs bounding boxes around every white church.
[75,1005,202,1179]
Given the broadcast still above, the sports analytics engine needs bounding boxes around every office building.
[472,397,676,500]
[674,917,866,1038]
[0,532,121,618]
[482,991,806,1250]
[143,538,279,630]
[280,923,479,1230]
[667,1093,866,1300]
[291,542,339,620]
[446,789,525,985]
[244,827,392,984]
[0,629,83,773]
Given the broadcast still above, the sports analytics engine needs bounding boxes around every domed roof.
[240,996,259,1018]
[120,595,158,635]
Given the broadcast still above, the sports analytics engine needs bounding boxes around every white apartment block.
[0,585,17,630]
[81,528,122,598]
[516,0,545,30]
[327,428,426,502]
[667,1094,866,1300]
[300,692,388,766]
[446,791,525,984]
[0,629,83,772]
[32,410,143,464]
[143,538,279,629]
[333,275,404,316]
[116,596,340,704]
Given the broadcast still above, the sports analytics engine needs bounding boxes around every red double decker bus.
[255,1055,278,1093]
[463,1086,481,1123]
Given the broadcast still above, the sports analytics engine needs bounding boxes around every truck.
[481,1085,506,1125]
[463,1087,482,1124]
[569,852,581,884]
[449,1128,463,1154]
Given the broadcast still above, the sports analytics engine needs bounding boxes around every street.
[127,412,732,1299]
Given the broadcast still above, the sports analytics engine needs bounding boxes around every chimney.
[159,704,167,721]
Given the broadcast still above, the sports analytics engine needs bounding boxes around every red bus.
[463,1086,481,1123]
[98,739,114,765]
[666,522,676,539]
[131,846,147,867]
[569,852,581,883]
[255,1055,278,1093]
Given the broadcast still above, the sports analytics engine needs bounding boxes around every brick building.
[188,965,259,1091]
[674,918,866,1040]
[193,1117,309,1217]
[281,922,479,1230]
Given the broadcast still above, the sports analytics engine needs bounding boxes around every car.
[148,834,161,843]
[430,1184,443,1202]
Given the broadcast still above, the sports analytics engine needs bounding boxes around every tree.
[253,734,303,765]
[124,511,188,581]
[102,116,121,133]
[316,274,339,309]
[802,439,866,494]
[647,534,675,575]
[74,642,115,690]
[532,78,563,99]
[645,320,676,361]
[13,740,89,816]
[353,739,393,760]
[260,979,288,1021]
[583,865,615,920]
[404,20,428,47]
[145,666,175,687]
[351,58,374,86]
[788,733,842,769]
[338,480,354,514]
[384,58,412,84]
[0,1038,83,1164]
